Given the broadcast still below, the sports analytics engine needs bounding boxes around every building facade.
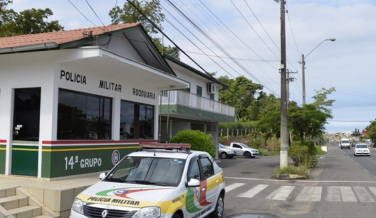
[0,24,189,179]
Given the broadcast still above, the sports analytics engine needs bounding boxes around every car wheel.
[244,152,251,158]
[220,152,227,159]
[172,212,181,218]
[209,193,224,218]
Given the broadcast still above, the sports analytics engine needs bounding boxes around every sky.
[7,0,376,134]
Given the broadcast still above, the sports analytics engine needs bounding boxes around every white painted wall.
[99,35,144,63]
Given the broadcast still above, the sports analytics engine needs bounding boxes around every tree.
[0,1,63,37]
[109,0,180,60]
[217,75,263,121]
[366,120,376,146]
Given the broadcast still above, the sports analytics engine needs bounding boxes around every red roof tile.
[0,23,140,49]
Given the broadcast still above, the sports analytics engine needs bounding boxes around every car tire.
[172,213,181,218]
[209,193,224,218]
[244,152,251,158]
[220,152,227,159]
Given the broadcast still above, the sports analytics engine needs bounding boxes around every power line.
[67,0,99,28]
[185,51,279,62]
[85,0,109,31]
[165,0,279,95]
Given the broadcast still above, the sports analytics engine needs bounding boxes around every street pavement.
[219,144,376,218]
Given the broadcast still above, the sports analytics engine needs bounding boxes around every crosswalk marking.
[295,187,322,202]
[340,186,357,202]
[354,187,374,202]
[326,186,341,202]
[266,186,294,200]
[237,184,268,198]
[225,183,245,193]
[225,182,376,203]
[369,187,376,197]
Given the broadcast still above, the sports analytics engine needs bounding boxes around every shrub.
[288,144,308,166]
[169,130,216,158]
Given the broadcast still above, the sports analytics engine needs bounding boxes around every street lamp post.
[301,38,336,106]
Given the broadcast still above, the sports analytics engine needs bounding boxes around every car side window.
[233,144,241,149]
[200,157,214,179]
[188,160,201,181]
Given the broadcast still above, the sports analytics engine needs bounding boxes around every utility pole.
[277,0,289,168]
[302,54,306,106]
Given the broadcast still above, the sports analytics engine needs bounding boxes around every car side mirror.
[187,178,200,187]
[99,172,107,180]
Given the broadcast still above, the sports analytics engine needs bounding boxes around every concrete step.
[0,195,28,210]
[8,205,41,218]
[34,216,55,218]
[0,187,16,198]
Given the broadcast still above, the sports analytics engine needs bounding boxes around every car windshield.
[240,143,250,148]
[219,144,225,148]
[342,140,349,143]
[103,156,186,187]
[356,145,368,148]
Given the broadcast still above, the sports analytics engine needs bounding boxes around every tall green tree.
[109,0,179,59]
[0,1,63,37]
[217,75,263,121]
[366,120,376,146]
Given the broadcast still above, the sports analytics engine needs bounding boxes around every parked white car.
[354,143,370,156]
[70,143,226,218]
[227,142,259,158]
[218,143,236,159]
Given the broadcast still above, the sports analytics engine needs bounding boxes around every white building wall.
[99,36,144,62]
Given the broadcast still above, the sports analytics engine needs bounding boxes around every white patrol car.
[70,143,226,218]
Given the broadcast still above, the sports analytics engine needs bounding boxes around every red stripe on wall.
[42,139,158,145]
[0,139,6,143]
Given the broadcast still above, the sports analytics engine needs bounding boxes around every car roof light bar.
[139,142,191,151]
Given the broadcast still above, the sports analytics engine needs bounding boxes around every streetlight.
[301,38,336,106]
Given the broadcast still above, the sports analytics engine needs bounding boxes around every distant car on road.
[354,143,370,156]
[226,142,259,158]
[218,143,236,159]
[339,138,351,149]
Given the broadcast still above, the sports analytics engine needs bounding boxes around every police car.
[70,143,226,218]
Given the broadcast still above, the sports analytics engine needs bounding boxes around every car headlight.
[72,198,84,214]
[132,207,161,218]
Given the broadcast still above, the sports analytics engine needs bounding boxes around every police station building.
[0,23,189,179]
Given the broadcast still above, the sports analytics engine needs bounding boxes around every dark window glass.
[13,88,41,141]
[200,157,214,179]
[188,160,201,181]
[57,89,112,139]
[196,86,202,96]
[120,100,154,139]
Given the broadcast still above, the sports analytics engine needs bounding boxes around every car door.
[232,143,244,155]
[186,156,204,217]
[198,155,218,207]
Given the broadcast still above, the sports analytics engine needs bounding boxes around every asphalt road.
[217,144,376,218]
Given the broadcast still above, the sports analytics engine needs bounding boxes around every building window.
[57,89,112,140]
[191,123,204,132]
[13,88,41,141]
[196,86,202,96]
[120,100,154,139]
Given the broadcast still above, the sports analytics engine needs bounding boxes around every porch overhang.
[58,47,189,91]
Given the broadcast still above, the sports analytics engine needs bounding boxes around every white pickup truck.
[226,142,259,158]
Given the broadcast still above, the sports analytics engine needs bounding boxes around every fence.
[219,128,257,139]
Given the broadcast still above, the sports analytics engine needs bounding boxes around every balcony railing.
[159,90,235,117]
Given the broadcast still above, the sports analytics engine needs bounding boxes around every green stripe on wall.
[12,145,38,176]
[0,145,5,174]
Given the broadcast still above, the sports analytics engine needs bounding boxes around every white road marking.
[237,184,268,198]
[340,186,357,202]
[266,186,294,201]
[368,187,376,196]
[354,187,374,202]
[326,186,341,202]
[295,187,322,202]
[225,183,245,193]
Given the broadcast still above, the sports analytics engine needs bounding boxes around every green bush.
[169,130,216,158]
[288,144,308,166]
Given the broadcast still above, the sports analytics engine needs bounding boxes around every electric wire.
[230,0,280,60]
[67,0,100,29]
[171,0,280,92]
[85,0,109,32]
[164,0,279,95]
[185,51,279,62]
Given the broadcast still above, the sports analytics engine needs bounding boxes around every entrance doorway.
[12,88,41,176]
